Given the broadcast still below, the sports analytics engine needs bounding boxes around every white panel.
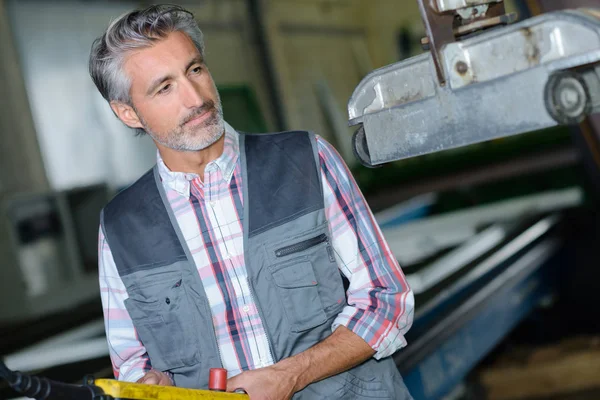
[7,0,156,190]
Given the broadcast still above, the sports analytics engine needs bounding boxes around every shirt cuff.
[120,368,146,383]
[332,305,408,360]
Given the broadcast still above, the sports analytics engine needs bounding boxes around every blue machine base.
[401,242,561,400]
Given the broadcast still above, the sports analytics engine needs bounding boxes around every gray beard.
[139,103,225,152]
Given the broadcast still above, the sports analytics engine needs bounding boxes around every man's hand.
[226,360,303,400]
[136,369,173,386]
[227,326,374,399]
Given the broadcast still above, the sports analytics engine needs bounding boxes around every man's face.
[116,31,224,151]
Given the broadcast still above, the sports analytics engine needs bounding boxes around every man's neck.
[157,133,226,178]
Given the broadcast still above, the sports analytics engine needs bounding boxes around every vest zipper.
[207,303,225,369]
[246,283,275,367]
[274,234,328,257]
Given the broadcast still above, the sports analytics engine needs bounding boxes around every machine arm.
[348,3,600,166]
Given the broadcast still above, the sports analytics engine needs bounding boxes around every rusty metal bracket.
[417,0,456,85]
[417,0,512,86]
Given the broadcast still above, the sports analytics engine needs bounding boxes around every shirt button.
[242,305,250,313]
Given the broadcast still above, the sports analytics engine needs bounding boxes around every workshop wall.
[261,0,363,161]
[0,0,49,194]
[360,0,425,67]
[183,0,277,132]
[5,0,155,191]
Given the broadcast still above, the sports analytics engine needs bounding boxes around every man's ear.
[110,101,143,129]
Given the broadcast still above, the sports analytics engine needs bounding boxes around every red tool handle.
[209,368,228,392]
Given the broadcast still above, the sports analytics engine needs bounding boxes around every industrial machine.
[0,185,109,324]
[347,0,600,398]
[349,1,600,166]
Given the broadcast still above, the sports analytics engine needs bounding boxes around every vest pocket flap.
[126,287,164,306]
[123,270,201,370]
[125,273,183,310]
[123,268,183,299]
[271,261,319,288]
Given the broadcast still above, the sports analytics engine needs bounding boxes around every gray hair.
[89,4,205,105]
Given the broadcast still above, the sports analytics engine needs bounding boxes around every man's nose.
[181,78,203,108]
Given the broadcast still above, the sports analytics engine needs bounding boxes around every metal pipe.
[247,0,287,131]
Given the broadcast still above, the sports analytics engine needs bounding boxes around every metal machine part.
[417,0,515,85]
[0,185,109,324]
[385,200,572,399]
[405,223,510,294]
[348,9,600,166]
[380,187,581,266]
[398,231,562,399]
[435,0,501,13]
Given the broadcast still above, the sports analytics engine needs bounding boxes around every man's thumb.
[138,372,160,385]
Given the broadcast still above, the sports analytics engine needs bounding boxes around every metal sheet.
[398,238,561,399]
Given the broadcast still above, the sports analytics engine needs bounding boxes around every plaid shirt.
[99,124,414,382]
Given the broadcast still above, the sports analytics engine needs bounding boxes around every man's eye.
[191,66,202,74]
[158,84,171,94]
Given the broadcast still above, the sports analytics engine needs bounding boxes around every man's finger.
[226,377,238,392]
[141,375,159,385]
[138,371,160,385]
[157,374,173,386]
[226,374,245,392]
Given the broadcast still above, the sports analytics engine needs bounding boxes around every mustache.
[181,100,218,126]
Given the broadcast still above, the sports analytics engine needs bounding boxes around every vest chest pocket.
[270,259,328,332]
[270,231,346,326]
[123,272,200,371]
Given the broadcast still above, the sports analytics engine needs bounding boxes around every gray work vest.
[101,131,412,399]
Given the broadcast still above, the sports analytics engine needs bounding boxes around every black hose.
[0,359,104,400]
[0,359,11,379]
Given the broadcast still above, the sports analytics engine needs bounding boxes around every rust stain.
[454,61,477,84]
[521,27,540,65]
[386,91,423,108]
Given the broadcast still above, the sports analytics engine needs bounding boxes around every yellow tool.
[0,360,249,400]
[94,378,249,400]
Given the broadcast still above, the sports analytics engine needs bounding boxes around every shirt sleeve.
[99,227,152,382]
[317,136,415,360]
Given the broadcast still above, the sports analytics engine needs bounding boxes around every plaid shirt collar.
[156,122,239,197]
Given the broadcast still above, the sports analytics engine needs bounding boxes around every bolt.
[560,88,580,108]
[456,61,469,75]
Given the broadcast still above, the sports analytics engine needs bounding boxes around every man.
[91,5,414,399]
